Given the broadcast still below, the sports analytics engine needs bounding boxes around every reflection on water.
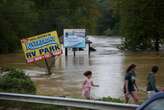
[0,36,164,99]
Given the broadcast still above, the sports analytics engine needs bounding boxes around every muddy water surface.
[0,36,164,99]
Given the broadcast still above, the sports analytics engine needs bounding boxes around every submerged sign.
[21,31,62,63]
[64,29,86,48]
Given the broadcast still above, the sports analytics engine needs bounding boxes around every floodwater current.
[0,36,164,99]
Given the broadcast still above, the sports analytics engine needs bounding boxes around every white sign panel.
[64,29,86,48]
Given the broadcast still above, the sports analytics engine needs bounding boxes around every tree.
[111,0,164,51]
[96,0,120,35]
[0,0,38,53]
[34,0,100,35]
[0,0,101,53]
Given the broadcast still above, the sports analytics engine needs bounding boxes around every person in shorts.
[124,64,139,104]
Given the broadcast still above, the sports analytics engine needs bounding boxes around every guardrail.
[0,93,139,110]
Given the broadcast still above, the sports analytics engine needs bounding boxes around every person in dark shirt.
[147,65,159,98]
[124,64,139,104]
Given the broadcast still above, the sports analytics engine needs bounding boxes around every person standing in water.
[82,71,99,99]
[124,64,139,104]
[147,65,159,98]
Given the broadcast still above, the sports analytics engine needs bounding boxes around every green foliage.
[96,0,120,35]
[2,0,163,52]
[0,67,36,94]
[101,96,124,103]
[0,0,38,53]
[0,0,102,53]
[111,0,164,51]
[103,28,114,36]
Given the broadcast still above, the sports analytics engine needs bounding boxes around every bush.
[103,28,114,36]
[0,67,36,94]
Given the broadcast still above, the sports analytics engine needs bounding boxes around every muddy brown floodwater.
[0,36,164,100]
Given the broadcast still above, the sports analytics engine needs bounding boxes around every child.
[82,71,99,99]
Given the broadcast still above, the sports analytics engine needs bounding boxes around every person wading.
[147,65,159,98]
[124,64,139,104]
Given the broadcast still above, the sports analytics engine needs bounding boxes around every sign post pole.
[88,42,91,56]
[44,59,51,75]
[65,48,68,56]
[73,48,76,57]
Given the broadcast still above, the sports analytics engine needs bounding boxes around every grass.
[100,96,124,103]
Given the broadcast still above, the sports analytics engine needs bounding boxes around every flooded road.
[0,36,164,99]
